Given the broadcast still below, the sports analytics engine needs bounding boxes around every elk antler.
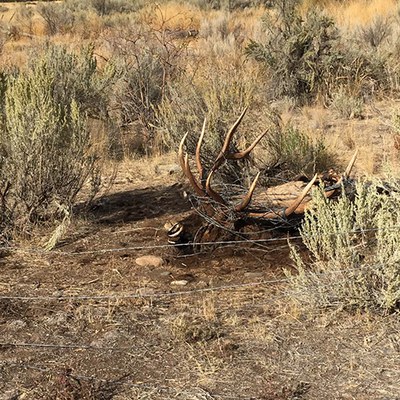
[324,149,358,198]
[211,107,268,172]
[235,172,261,212]
[195,118,207,183]
[206,108,268,204]
[179,109,268,208]
[178,111,328,219]
[247,173,318,219]
[179,133,205,197]
[344,149,358,179]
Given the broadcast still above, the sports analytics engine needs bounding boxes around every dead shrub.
[106,22,188,156]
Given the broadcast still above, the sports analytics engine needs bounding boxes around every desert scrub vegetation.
[245,0,390,104]
[105,17,191,156]
[1,0,400,235]
[156,50,270,184]
[0,45,114,238]
[287,180,400,314]
[261,113,335,180]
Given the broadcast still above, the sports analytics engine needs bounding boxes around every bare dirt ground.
[1,149,400,400]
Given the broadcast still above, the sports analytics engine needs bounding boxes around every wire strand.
[1,224,399,256]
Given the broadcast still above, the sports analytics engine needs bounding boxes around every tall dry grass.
[323,0,397,29]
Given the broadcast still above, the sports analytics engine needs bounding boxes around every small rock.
[159,271,172,277]
[170,280,189,286]
[135,255,164,268]
[244,271,264,278]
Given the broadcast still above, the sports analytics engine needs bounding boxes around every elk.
[168,108,357,249]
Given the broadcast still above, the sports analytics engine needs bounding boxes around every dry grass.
[324,0,398,28]
[138,2,201,31]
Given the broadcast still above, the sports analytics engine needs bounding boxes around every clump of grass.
[287,179,400,314]
[262,112,336,180]
[329,86,364,119]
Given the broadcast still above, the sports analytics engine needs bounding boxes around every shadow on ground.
[76,183,191,225]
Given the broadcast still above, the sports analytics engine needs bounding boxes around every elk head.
[168,108,357,249]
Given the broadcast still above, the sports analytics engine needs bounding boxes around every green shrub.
[29,45,116,120]
[287,180,400,314]
[246,0,388,103]
[263,115,335,179]
[89,0,144,15]
[0,46,110,237]
[358,15,392,49]
[37,2,76,35]
[105,22,191,156]
[246,1,341,103]
[191,0,270,10]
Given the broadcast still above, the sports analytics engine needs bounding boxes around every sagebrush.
[287,180,400,313]
[0,46,111,238]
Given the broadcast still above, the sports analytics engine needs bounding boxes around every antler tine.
[343,149,358,179]
[229,129,268,160]
[178,133,188,171]
[284,174,318,217]
[235,172,261,212]
[179,134,206,197]
[205,169,227,205]
[196,117,207,182]
[184,154,206,197]
[213,106,249,170]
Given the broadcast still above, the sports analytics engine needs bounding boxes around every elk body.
[168,108,357,249]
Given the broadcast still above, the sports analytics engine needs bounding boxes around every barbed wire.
[0,277,288,301]
[1,223,399,257]
[0,261,382,303]
[1,262,397,400]
[0,342,133,351]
